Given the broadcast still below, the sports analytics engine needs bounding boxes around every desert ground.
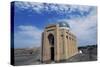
[13,45,97,66]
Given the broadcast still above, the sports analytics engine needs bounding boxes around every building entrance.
[51,47,54,61]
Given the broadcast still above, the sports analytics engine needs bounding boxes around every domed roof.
[58,21,70,28]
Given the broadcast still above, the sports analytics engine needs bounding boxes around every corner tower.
[41,21,78,63]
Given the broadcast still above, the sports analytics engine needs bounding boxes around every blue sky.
[12,1,97,48]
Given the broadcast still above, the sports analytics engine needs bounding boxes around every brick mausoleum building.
[41,21,78,63]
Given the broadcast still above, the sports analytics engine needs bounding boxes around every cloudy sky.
[12,1,97,48]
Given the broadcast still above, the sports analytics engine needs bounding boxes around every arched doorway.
[48,34,54,46]
[48,34,54,61]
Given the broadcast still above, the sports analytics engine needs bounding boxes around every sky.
[12,1,97,48]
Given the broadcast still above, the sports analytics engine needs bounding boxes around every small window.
[66,36,68,39]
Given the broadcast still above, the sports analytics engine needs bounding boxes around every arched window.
[66,36,68,39]
[48,34,54,45]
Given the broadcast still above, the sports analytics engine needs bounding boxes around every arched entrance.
[48,34,54,46]
[48,34,54,61]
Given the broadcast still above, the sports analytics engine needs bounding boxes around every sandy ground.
[13,45,97,66]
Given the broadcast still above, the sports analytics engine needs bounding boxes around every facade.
[41,22,78,63]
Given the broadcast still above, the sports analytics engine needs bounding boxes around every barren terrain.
[14,45,97,66]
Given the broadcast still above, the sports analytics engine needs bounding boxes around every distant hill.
[78,45,97,54]
[78,45,97,49]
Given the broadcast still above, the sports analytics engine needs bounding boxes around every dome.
[58,21,70,28]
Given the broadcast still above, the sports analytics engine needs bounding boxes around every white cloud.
[14,2,97,46]
[15,1,93,14]
[14,25,42,48]
[59,8,97,46]
[69,5,91,12]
